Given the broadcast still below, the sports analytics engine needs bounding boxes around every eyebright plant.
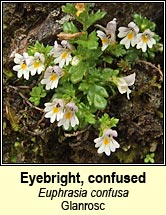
[12,3,162,157]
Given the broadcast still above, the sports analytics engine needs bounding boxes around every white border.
[1,1,165,166]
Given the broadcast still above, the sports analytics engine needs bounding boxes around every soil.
[2,2,164,164]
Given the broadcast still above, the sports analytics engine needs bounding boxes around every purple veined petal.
[70,115,79,127]
[120,36,128,45]
[147,38,156,48]
[104,129,118,137]
[97,144,105,154]
[23,52,29,59]
[97,30,107,38]
[13,65,21,71]
[104,145,111,156]
[44,105,54,112]
[94,137,103,148]
[118,27,129,37]
[37,68,43,75]
[57,118,64,127]
[17,70,23,78]
[14,53,23,59]
[45,81,52,90]
[125,39,131,49]
[131,37,137,47]
[50,79,59,89]
[45,111,54,118]
[63,119,70,130]
[41,77,50,85]
[24,71,29,80]
[54,56,62,65]
[111,138,120,149]
[56,110,64,121]
[105,18,117,36]
[30,68,37,76]
[142,43,147,52]
[50,114,57,123]
[110,142,116,152]
[14,57,22,64]
[59,58,65,68]
[123,73,136,86]
[65,54,72,66]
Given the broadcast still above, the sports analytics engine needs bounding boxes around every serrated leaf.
[78,81,89,92]
[84,10,106,30]
[109,44,126,57]
[87,85,108,108]
[63,21,78,33]
[76,31,99,50]
[103,56,113,64]
[94,94,107,109]
[70,63,87,83]
[133,13,156,32]
[62,3,76,16]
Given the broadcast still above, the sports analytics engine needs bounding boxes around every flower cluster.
[118,22,156,52]
[13,52,45,80]
[44,99,79,130]
[12,3,161,158]
[97,20,156,52]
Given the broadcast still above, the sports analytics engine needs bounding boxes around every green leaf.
[103,56,113,64]
[63,21,78,33]
[84,10,106,30]
[69,62,87,83]
[87,85,108,109]
[133,13,156,32]
[77,103,96,125]
[62,3,76,16]
[94,94,107,110]
[28,41,52,56]
[98,114,119,135]
[109,44,126,57]
[78,81,90,92]
[76,31,99,50]
[29,85,46,106]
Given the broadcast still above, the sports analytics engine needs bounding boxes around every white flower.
[50,40,73,68]
[105,18,117,42]
[44,98,64,123]
[29,52,45,76]
[96,18,117,51]
[94,129,120,156]
[58,102,79,130]
[118,22,139,49]
[41,66,63,90]
[136,29,156,52]
[13,52,32,80]
[116,73,136,99]
[97,30,111,51]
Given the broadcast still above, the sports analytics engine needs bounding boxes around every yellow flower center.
[21,63,27,70]
[61,52,68,59]
[127,32,134,40]
[34,61,40,68]
[142,35,148,43]
[53,107,59,113]
[103,137,109,145]
[65,111,72,119]
[50,74,57,81]
[102,38,108,44]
